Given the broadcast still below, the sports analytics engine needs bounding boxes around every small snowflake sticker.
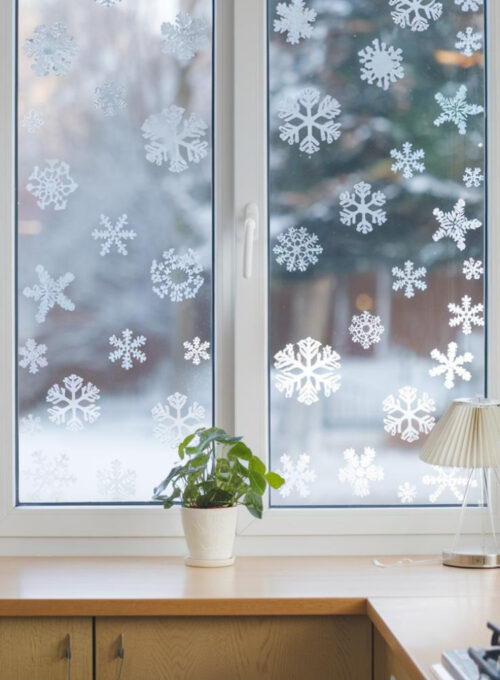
[454,0,483,12]
[161,12,209,64]
[423,465,477,503]
[152,392,205,448]
[349,311,384,350]
[463,167,483,188]
[382,385,436,443]
[462,257,483,280]
[20,414,43,435]
[398,482,417,504]
[278,453,316,498]
[23,265,75,324]
[24,23,76,77]
[455,27,482,56]
[434,85,483,135]
[392,260,427,298]
[95,0,123,6]
[429,342,473,389]
[389,0,442,31]
[19,339,48,375]
[94,81,127,117]
[47,374,101,432]
[21,110,44,134]
[339,181,387,235]
[26,159,78,211]
[273,226,323,272]
[432,198,481,251]
[21,451,76,502]
[273,0,317,45]
[448,295,484,335]
[339,447,384,498]
[358,38,404,91]
[151,248,204,303]
[390,142,425,179]
[109,329,147,370]
[184,337,210,365]
[92,214,137,256]
[274,336,341,406]
[277,87,342,156]
[97,460,137,501]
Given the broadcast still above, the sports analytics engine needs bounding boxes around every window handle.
[65,634,72,680]
[243,203,258,279]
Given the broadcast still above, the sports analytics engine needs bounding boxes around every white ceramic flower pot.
[181,506,238,567]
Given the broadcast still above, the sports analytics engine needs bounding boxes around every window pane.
[17,0,213,503]
[268,0,486,506]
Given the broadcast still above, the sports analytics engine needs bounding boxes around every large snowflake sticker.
[161,12,209,64]
[19,339,48,375]
[273,0,317,45]
[94,81,127,117]
[390,142,425,179]
[142,105,208,173]
[24,23,76,77]
[151,249,204,303]
[92,214,137,256]
[434,85,483,135]
[463,167,483,188]
[429,342,473,390]
[152,392,205,448]
[392,260,427,298]
[23,265,75,324]
[22,110,44,134]
[382,385,436,443]
[277,87,342,156]
[358,39,404,91]
[46,374,101,432]
[278,453,317,498]
[448,295,484,335]
[339,447,384,498]
[184,337,210,366]
[349,311,384,350]
[21,451,76,502]
[462,257,483,280]
[455,27,482,57]
[454,0,483,12]
[398,482,417,504]
[339,181,387,235]
[273,226,323,273]
[97,459,137,501]
[273,336,341,406]
[432,199,481,251]
[388,0,442,31]
[423,465,477,503]
[109,329,147,370]
[26,159,78,211]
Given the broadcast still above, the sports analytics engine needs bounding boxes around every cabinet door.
[374,628,415,680]
[0,617,92,680]
[96,615,371,680]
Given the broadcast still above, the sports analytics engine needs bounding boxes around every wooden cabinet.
[0,617,92,680]
[374,628,414,680]
[95,615,372,680]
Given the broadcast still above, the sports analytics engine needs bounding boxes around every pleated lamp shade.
[420,398,500,469]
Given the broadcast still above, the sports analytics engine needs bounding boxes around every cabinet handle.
[65,634,72,680]
[116,633,125,680]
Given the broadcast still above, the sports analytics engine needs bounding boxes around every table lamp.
[419,397,500,568]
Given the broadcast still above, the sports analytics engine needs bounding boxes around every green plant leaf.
[265,471,285,489]
[249,470,267,495]
[228,442,252,461]
[249,456,266,475]
[244,490,263,519]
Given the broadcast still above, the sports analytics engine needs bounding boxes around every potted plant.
[153,427,285,567]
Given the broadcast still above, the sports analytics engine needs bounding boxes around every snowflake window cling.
[183,337,211,365]
[23,265,75,324]
[24,23,76,77]
[338,447,384,498]
[151,248,204,303]
[273,336,341,406]
[448,295,484,335]
[462,257,483,280]
[434,85,483,135]
[20,414,43,435]
[161,12,210,64]
[19,339,48,375]
[277,87,342,156]
[273,0,317,45]
[109,329,147,370]
[97,460,137,501]
[339,181,387,235]
[388,0,442,32]
[454,0,483,12]
[429,342,473,390]
[277,454,316,498]
[390,142,425,179]
[358,38,405,91]
[46,374,101,432]
[94,81,127,117]
[382,385,436,443]
[455,27,482,57]
[423,465,477,503]
[348,311,384,350]
[26,159,78,211]
[92,214,137,256]
[142,105,208,173]
[463,167,484,188]
[21,451,76,502]
[21,110,44,134]
[397,482,417,504]
[392,260,427,298]
[432,198,481,251]
[95,0,123,6]
[152,392,205,449]
[273,226,323,272]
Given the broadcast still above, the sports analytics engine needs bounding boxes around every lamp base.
[442,550,500,569]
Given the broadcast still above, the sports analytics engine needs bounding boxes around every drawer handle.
[65,634,72,680]
[116,633,125,680]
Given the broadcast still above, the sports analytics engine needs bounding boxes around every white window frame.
[0,0,498,556]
